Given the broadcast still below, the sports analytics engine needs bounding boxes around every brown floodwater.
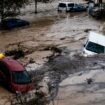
[0,10,103,105]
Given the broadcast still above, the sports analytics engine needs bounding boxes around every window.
[68,3,74,7]
[16,19,22,23]
[12,71,31,84]
[86,41,104,53]
[59,3,66,7]
[0,61,10,77]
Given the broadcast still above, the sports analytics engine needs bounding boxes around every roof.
[58,0,86,4]
[59,2,74,4]
[1,58,24,72]
[88,31,105,46]
[94,0,105,3]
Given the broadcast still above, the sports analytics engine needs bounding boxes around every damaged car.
[0,54,33,93]
[83,31,105,57]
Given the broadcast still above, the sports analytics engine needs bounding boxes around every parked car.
[83,31,105,57]
[0,55,33,93]
[88,3,105,18]
[1,18,29,29]
[58,2,86,12]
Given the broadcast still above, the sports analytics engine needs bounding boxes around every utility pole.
[34,0,37,14]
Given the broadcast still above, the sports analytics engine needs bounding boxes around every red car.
[0,57,34,93]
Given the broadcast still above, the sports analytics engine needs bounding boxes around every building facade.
[94,0,105,3]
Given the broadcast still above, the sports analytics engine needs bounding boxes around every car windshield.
[16,19,22,22]
[12,71,31,84]
[86,41,104,53]
[59,3,66,7]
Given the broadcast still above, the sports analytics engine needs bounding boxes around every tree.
[33,0,52,14]
[0,0,29,21]
[99,0,102,3]
[34,0,37,13]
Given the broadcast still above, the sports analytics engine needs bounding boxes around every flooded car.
[83,31,105,57]
[0,18,29,29]
[58,2,86,12]
[0,55,33,93]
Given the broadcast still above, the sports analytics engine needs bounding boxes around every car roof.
[3,18,24,22]
[0,58,24,72]
[58,1,86,4]
[59,2,74,4]
[88,31,105,46]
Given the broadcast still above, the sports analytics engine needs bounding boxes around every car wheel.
[57,8,61,13]
[66,8,69,13]
[9,84,16,93]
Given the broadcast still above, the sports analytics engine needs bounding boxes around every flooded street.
[0,7,104,105]
[0,12,102,62]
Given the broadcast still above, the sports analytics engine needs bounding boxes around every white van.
[83,31,105,57]
[58,2,75,12]
[57,2,86,12]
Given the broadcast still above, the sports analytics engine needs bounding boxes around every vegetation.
[33,0,53,13]
[0,0,53,21]
[0,0,29,21]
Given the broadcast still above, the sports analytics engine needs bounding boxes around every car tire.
[57,7,61,13]
[66,8,69,13]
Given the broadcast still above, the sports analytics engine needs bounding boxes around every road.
[0,1,104,105]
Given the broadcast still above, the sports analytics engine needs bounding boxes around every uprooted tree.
[0,0,29,21]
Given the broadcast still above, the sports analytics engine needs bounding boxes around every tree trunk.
[34,0,37,14]
[99,0,102,3]
[1,7,4,22]
[0,0,4,22]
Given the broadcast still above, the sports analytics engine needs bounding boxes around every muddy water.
[0,11,103,105]
[0,12,102,65]
[0,17,55,51]
[0,13,101,50]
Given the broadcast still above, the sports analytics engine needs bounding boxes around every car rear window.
[59,3,66,7]
[16,19,22,22]
[0,61,10,77]
[12,71,31,84]
[68,3,74,7]
[86,41,104,53]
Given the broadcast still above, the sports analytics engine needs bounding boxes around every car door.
[68,3,74,11]
[73,4,79,11]
[15,19,23,26]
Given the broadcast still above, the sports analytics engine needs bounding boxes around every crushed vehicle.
[0,54,34,93]
[83,31,105,57]
[0,18,29,29]
[57,2,86,12]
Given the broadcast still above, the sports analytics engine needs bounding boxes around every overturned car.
[83,31,105,57]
